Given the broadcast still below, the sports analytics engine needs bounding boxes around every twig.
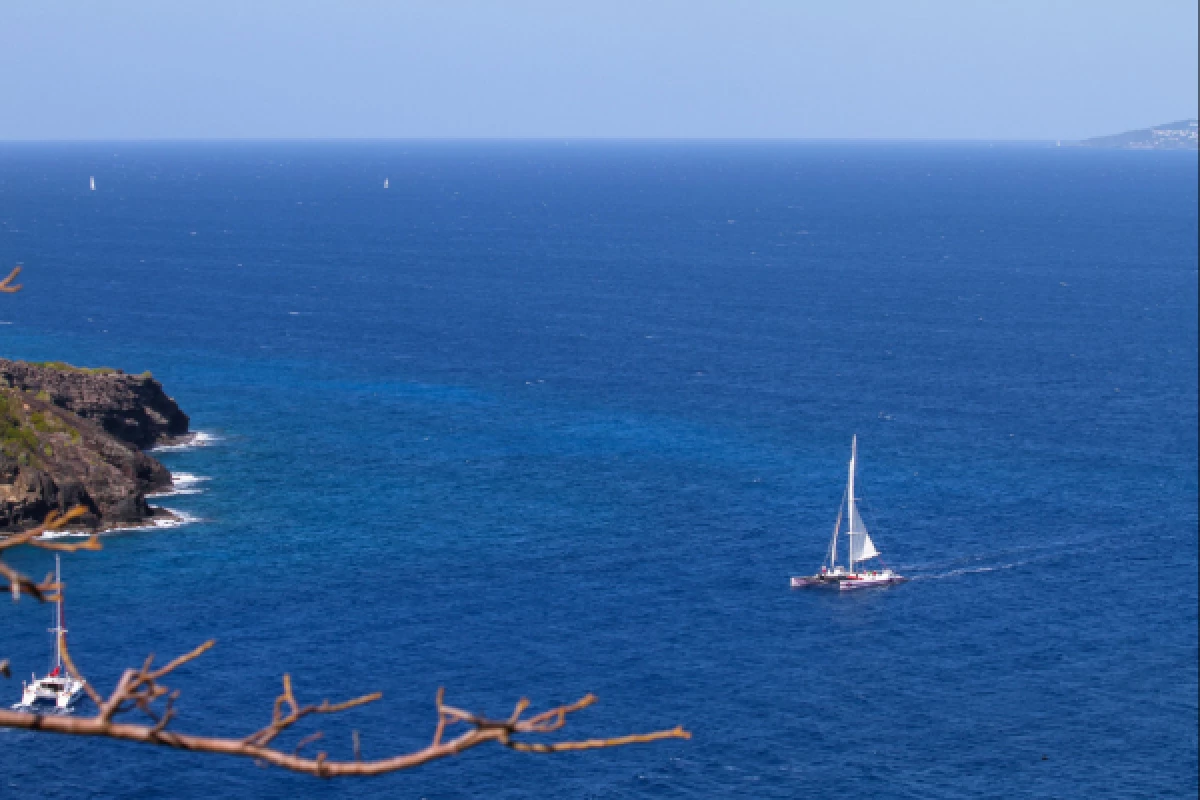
[2,508,690,778]
[0,680,689,778]
[1,635,689,778]
[0,266,21,293]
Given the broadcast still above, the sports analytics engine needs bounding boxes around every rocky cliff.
[0,360,188,532]
[0,359,189,449]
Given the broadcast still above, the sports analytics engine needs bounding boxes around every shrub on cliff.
[0,393,41,461]
[29,361,117,375]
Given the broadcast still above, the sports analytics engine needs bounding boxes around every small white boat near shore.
[791,436,905,591]
[16,555,86,710]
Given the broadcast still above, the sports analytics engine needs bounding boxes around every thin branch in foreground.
[0,266,21,293]
[1,506,96,603]
[3,507,689,777]
[2,635,689,778]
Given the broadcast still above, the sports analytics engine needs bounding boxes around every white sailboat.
[791,436,905,590]
[89,176,95,191]
[383,178,389,189]
[17,555,86,710]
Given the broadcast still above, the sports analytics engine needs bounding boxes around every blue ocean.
[0,142,1195,798]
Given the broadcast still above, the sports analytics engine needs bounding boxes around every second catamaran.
[791,436,905,591]
[17,555,86,710]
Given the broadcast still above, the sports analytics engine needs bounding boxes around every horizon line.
[0,136,1089,144]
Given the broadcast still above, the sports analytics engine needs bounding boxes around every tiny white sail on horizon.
[89,176,95,191]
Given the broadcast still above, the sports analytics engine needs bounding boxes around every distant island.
[1072,119,1198,150]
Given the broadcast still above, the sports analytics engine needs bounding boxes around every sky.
[1,1,1196,140]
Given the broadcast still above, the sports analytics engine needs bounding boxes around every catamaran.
[791,436,905,591]
[17,555,86,710]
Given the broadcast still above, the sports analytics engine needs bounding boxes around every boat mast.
[52,554,65,671]
[847,435,857,574]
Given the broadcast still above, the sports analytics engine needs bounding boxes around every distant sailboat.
[383,178,389,189]
[790,436,905,590]
[89,176,95,191]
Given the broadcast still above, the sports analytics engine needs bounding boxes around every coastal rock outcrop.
[0,360,188,532]
[0,359,189,450]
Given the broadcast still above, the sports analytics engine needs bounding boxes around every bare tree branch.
[2,506,96,602]
[2,633,689,777]
[0,265,22,293]
[2,508,690,777]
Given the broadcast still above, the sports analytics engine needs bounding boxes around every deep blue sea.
[0,142,1195,798]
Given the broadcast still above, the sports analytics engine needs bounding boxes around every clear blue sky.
[1,1,1195,140]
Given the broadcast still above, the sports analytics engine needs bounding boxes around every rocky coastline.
[0,359,190,532]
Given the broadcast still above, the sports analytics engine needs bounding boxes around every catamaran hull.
[17,682,84,710]
[790,574,906,590]
[790,576,839,588]
[837,576,906,590]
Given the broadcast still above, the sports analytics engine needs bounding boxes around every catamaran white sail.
[791,436,905,591]
[16,555,86,710]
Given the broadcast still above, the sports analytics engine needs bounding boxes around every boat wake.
[149,431,222,453]
[900,534,1099,582]
[908,559,1033,581]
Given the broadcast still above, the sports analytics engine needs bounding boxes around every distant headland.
[1070,119,1198,150]
[0,359,191,533]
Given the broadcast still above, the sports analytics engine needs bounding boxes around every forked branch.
[0,266,22,293]
[1,636,688,777]
[1,508,689,778]
[1,506,97,602]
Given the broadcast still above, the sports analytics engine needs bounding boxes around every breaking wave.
[38,508,202,538]
[147,472,210,498]
[149,431,222,453]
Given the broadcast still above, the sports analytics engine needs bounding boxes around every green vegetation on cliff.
[29,360,118,375]
[0,392,42,462]
[27,360,153,380]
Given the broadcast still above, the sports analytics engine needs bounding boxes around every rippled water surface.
[0,142,1196,798]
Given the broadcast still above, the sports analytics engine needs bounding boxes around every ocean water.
[0,142,1195,798]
